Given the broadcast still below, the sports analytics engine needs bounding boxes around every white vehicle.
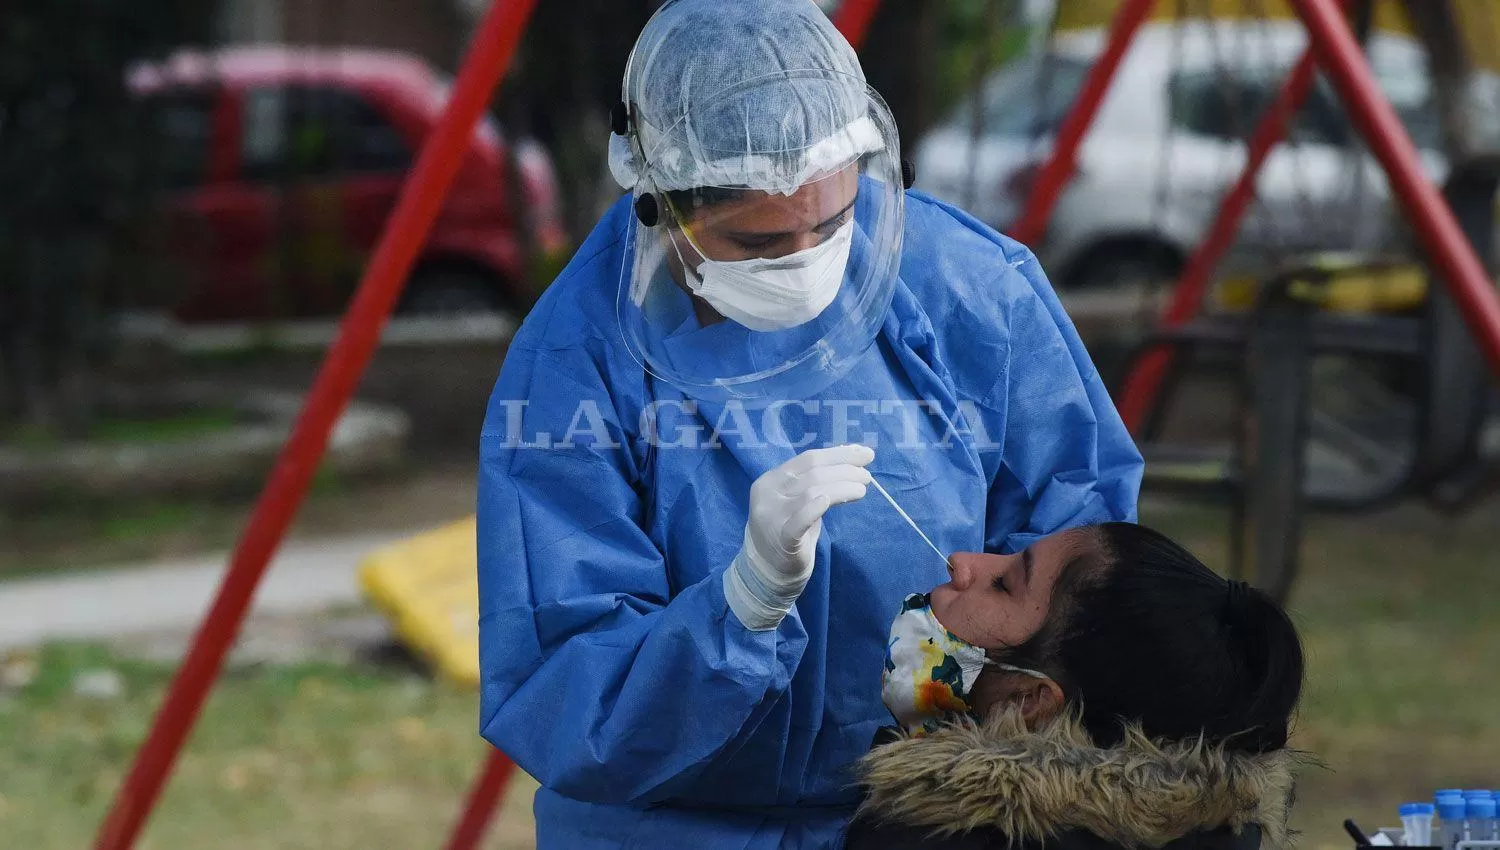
[914,20,1445,303]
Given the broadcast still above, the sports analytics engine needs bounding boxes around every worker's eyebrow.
[813,197,858,231]
[725,197,857,241]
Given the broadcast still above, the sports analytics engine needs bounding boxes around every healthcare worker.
[476,1,1143,847]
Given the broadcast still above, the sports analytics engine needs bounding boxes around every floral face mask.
[879,593,1048,735]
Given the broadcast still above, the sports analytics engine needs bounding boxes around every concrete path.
[0,533,403,652]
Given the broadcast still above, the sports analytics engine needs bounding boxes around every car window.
[1292,78,1352,147]
[1170,69,1269,140]
[138,89,216,190]
[1299,61,1441,151]
[1170,63,1440,151]
[1375,64,1441,152]
[240,85,411,182]
[1171,68,1348,145]
[951,53,1092,139]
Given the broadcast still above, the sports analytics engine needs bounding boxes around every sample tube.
[1466,795,1497,843]
[1403,803,1436,847]
[1438,795,1468,850]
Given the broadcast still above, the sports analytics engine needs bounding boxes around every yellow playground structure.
[359,516,482,687]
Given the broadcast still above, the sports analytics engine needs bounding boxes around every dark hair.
[997,522,1305,753]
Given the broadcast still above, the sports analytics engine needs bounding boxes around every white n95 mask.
[682,221,853,332]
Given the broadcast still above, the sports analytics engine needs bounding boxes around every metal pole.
[1007,0,1156,247]
[1116,45,1323,431]
[443,750,518,850]
[1291,0,1500,378]
[90,2,540,847]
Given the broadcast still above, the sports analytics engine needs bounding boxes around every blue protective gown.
[477,190,1143,849]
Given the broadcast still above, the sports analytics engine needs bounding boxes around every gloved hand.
[724,444,876,630]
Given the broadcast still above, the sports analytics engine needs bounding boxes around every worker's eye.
[732,235,778,251]
[991,574,1009,594]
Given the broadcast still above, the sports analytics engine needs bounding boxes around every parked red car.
[127,46,567,322]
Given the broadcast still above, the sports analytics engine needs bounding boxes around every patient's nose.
[947,553,977,591]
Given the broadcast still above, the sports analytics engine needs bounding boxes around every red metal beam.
[1008,0,1156,247]
[90,2,539,848]
[833,0,883,48]
[444,750,518,850]
[1291,0,1500,378]
[1116,45,1323,431]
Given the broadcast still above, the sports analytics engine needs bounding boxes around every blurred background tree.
[0,0,214,437]
[863,0,1034,150]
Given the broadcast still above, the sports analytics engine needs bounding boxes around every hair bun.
[1223,579,1255,627]
[1218,578,1301,751]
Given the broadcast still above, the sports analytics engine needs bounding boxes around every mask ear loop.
[660,193,707,255]
[985,660,1051,722]
[658,194,710,293]
[986,661,1050,681]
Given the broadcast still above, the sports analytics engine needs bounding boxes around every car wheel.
[400,271,513,320]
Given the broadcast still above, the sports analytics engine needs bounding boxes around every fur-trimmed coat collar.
[852,712,1298,850]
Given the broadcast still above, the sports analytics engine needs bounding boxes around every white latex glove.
[724,444,876,631]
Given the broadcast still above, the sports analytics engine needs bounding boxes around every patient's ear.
[972,670,1065,727]
[1012,677,1064,727]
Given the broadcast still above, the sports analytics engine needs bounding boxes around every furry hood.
[855,711,1299,849]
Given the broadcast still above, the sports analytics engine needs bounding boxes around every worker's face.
[930,529,1099,651]
[669,166,858,262]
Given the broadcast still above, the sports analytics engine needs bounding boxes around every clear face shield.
[615,70,906,405]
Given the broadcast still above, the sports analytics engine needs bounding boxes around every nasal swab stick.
[869,477,952,573]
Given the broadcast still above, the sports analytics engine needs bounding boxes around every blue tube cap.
[1401,803,1436,816]
[1468,798,1497,818]
[1438,799,1467,820]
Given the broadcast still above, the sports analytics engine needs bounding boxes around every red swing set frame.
[90,1,1500,848]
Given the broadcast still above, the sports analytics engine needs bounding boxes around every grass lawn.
[2,501,1497,848]
[0,643,539,850]
[2,409,242,451]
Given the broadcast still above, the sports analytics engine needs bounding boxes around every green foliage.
[930,0,1036,127]
[3,408,239,449]
[858,0,1034,147]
